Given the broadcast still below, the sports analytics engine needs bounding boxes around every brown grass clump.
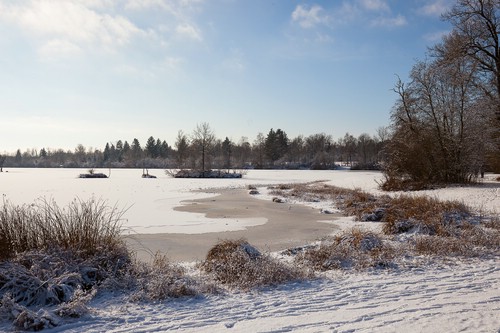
[269,183,385,219]
[270,181,499,260]
[130,253,207,301]
[379,174,430,191]
[382,195,471,236]
[201,239,309,290]
[414,236,474,256]
[295,228,396,271]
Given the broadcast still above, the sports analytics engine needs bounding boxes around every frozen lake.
[0,168,383,234]
[0,168,498,234]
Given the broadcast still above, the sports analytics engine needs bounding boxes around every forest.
[0,126,387,171]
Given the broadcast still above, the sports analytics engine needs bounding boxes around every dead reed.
[201,239,310,290]
[0,197,126,260]
[295,228,396,270]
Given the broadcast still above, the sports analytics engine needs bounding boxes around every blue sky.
[0,0,453,153]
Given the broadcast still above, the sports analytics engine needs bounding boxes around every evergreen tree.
[221,137,232,169]
[146,136,157,158]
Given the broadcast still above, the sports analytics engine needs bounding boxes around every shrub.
[201,239,309,290]
[295,228,395,271]
[130,252,207,301]
[382,195,472,236]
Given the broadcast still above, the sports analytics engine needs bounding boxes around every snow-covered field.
[1,168,499,332]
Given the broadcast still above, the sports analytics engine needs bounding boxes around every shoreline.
[125,188,341,262]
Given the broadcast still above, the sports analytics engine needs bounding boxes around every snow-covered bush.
[201,239,309,290]
[295,228,396,271]
[130,252,210,301]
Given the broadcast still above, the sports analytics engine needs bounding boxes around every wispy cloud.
[38,38,82,60]
[0,0,144,58]
[125,0,203,18]
[175,23,202,41]
[419,0,452,17]
[358,0,390,12]
[291,4,330,29]
[423,30,450,42]
[371,14,407,28]
[0,0,205,61]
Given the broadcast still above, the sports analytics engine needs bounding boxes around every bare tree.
[252,133,266,168]
[191,122,216,174]
[439,0,500,170]
[386,50,489,186]
[174,130,189,168]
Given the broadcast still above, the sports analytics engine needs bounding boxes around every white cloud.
[315,32,334,43]
[125,0,169,11]
[38,38,81,60]
[0,0,144,57]
[125,0,203,17]
[359,0,390,12]
[291,4,329,29]
[419,0,452,17]
[371,14,407,28]
[423,30,450,42]
[175,23,202,41]
[163,56,184,70]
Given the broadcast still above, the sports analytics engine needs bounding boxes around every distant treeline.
[0,126,389,170]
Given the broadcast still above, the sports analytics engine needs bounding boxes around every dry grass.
[295,228,396,271]
[0,198,133,330]
[413,236,473,256]
[379,174,430,191]
[129,252,210,301]
[381,195,471,236]
[201,239,310,290]
[270,182,499,260]
[0,198,127,260]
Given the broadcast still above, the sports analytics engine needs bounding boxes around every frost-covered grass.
[200,239,311,291]
[0,199,133,330]
[0,198,126,259]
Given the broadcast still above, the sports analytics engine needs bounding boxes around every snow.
[44,258,500,333]
[1,168,499,332]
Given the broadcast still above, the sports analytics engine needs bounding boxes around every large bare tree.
[386,50,488,186]
[437,0,500,170]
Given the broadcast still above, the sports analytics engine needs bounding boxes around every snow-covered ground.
[52,257,500,333]
[1,168,499,332]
